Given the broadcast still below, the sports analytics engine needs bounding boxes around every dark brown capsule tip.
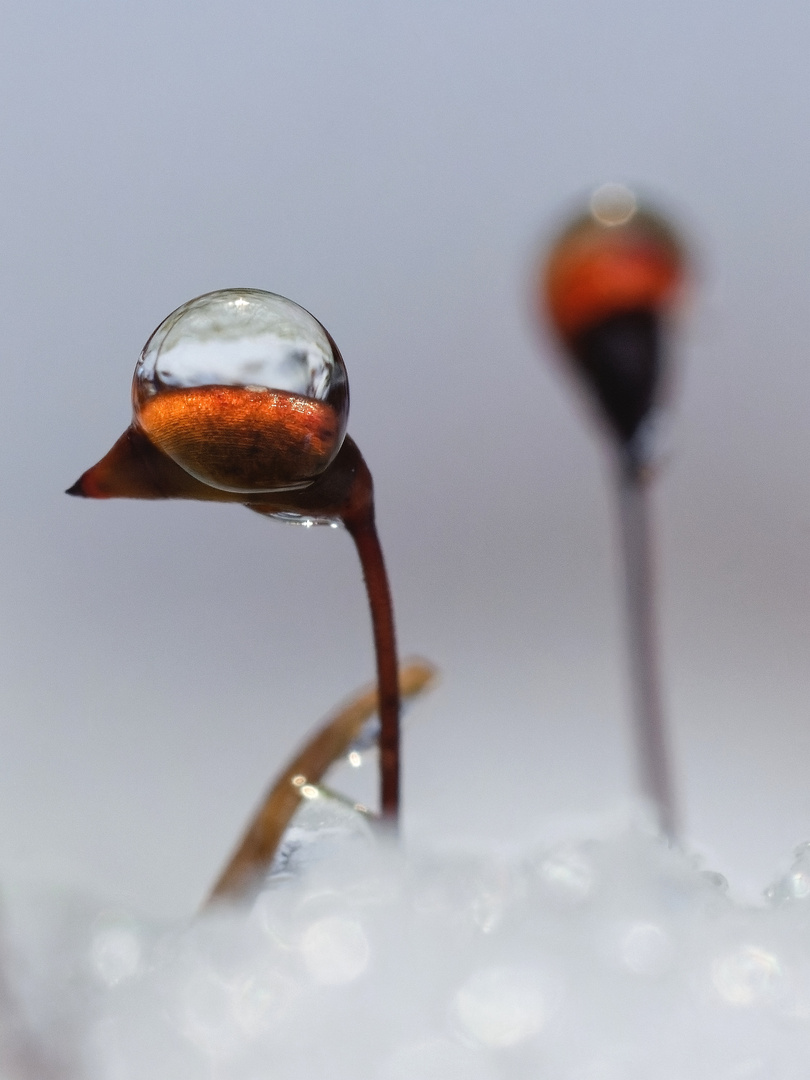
[65,479,86,496]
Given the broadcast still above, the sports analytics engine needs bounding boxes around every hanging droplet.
[542,187,685,449]
[132,289,349,493]
[265,785,374,882]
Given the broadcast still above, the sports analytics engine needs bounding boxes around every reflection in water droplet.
[136,289,343,400]
[132,289,349,493]
[453,966,546,1048]
[272,511,342,528]
[347,716,380,756]
[267,788,374,881]
[712,946,783,1006]
[590,183,637,227]
[300,915,370,985]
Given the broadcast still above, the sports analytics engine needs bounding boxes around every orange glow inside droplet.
[135,384,344,493]
[544,218,684,341]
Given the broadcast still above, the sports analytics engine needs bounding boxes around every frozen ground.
[1,802,810,1080]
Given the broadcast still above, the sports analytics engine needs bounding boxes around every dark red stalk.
[251,437,402,824]
[344,514,400,822]
[71,429,404,826]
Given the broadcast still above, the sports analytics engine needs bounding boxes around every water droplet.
[132,289,349,493]
[785,869,810,899]
[766,841,810,903]
[453,965,546,1048]
[231,970,298,1035]
[348,715,380,754]
[590,183,638,227]
[299,915,370,985]
[266,787,375,881]
[619,922,674,977]
[179,967,244,1056]
[533,844,594,904]
[701,870,729,893]
[712,945,783,1007]
[272,511,342,528]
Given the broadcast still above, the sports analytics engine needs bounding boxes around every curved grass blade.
[206,659,438,904]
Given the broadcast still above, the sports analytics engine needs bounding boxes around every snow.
[1,801,810,1079]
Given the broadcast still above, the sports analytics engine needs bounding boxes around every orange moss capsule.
[544,187,684,343]
[136,384,343,493]
[541,186,686,451]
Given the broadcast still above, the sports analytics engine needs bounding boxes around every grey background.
[1,0,809,914]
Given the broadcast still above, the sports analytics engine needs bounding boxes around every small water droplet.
[532,844,594,904]
[266,788,374,881]
[701,870,729,893]
[619,922,674,977]
[299,915,370,985]
[765,841,810,904]
[232,971,298,1035]
[712,945,783,1007]
[590,182,638,226]
[453,966,546,1048]
[273,511,342,528]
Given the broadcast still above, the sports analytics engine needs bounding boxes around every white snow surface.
[2,811,810,1079]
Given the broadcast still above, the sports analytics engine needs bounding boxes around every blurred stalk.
[615,456,678,839]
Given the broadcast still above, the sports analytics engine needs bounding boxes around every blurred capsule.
[542,185,685,449]
[131,289,349,493]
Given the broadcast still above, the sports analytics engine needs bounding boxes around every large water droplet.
[264,787,374,883]
[133,289,349,493]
